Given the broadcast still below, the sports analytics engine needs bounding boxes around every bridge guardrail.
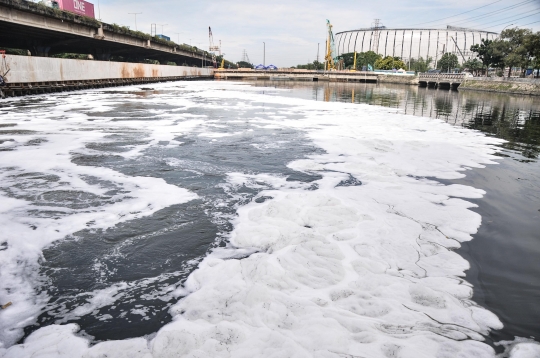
[418,73,466,81]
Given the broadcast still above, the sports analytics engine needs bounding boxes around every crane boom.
[450,36,466,63]
[325,19,337,70]
[209,26,218,67]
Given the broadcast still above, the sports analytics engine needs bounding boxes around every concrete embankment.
[0,55,213,98]
[214,70,379,82]
[377,74,419,85]
[459,77,540,96]
[215,70,419,85]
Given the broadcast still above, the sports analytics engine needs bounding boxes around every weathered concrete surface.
[215,70,379,82]
[3,55,212,83]
[378,74,419,85]
[460,77,540,96]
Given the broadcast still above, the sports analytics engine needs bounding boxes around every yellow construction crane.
[350,52,357,72]
[325,19,337,71]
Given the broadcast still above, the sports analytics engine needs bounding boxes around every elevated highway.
[0,0,205,65]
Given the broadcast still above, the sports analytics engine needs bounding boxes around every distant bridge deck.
[215,70,380,82]
[418,73,466,89]
[0,0,205,65]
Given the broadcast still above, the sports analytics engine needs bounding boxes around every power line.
[483,10,540,26]
[483,10,540,29]
[459,8,540,28]
[409,0,504,26]
[519,19,540,26]
[447,0,536,26]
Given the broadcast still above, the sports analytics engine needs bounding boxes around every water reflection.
[252,81,540,161]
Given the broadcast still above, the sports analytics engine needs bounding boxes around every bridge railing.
[419,73,466,81]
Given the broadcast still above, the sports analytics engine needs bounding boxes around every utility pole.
[263,42,265,66]
[128,12,141,31]
[158,24,168,35]
[174,32,180,44]
[317,43,321,69]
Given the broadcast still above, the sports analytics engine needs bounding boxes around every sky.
[94,0,540,67]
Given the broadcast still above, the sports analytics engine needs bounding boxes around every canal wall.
[214,70,379,83]
[0,55,213,98]
[377,74,419,85]
[459,77,540,96]
[2,55,212,83]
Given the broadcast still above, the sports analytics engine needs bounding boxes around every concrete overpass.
[0,0,206,65]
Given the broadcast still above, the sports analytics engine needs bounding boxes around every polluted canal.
[0,80,538,357]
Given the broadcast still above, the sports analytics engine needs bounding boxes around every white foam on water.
[1,81,533,357]
[496,338,540,358]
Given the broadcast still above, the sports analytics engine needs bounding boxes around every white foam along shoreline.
[3,82,540,358]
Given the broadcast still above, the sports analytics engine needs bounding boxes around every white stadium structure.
[335,26,499,67]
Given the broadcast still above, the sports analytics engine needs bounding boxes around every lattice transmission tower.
[371,19,383,53]
[242,49,251,64]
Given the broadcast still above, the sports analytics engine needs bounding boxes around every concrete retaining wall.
[460,78,540,96]
[3,55,212,83]
[214,70,379,83]
[378,74,419,85]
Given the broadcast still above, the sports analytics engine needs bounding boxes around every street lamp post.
[263,42,265,67]
[499,24,514,38]
[128,12,141,31]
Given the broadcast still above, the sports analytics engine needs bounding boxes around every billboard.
[57,0,95,18]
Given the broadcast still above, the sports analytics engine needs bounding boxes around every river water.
[0,80,538,357]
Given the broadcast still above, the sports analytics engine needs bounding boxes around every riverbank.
[460,77,540,96]
[377,74,419,85]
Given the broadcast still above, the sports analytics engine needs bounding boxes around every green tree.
[462,58,483,76]
[358,51,382,69]
[338,51,382,70]
[374,56,406,70]
[295,61,324,70]
[311,61,324,70]
[498,28,533,77]
[337,52,356,68]
[216,56,237,69]
[437,53,459,72]
[470,39,501,76]
[524,31,540,77]
[408,56,433,73]
[237,61,253,69]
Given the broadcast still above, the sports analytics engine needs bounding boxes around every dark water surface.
[250,80,540,347]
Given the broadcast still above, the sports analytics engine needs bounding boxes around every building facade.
[335,26,498,68]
